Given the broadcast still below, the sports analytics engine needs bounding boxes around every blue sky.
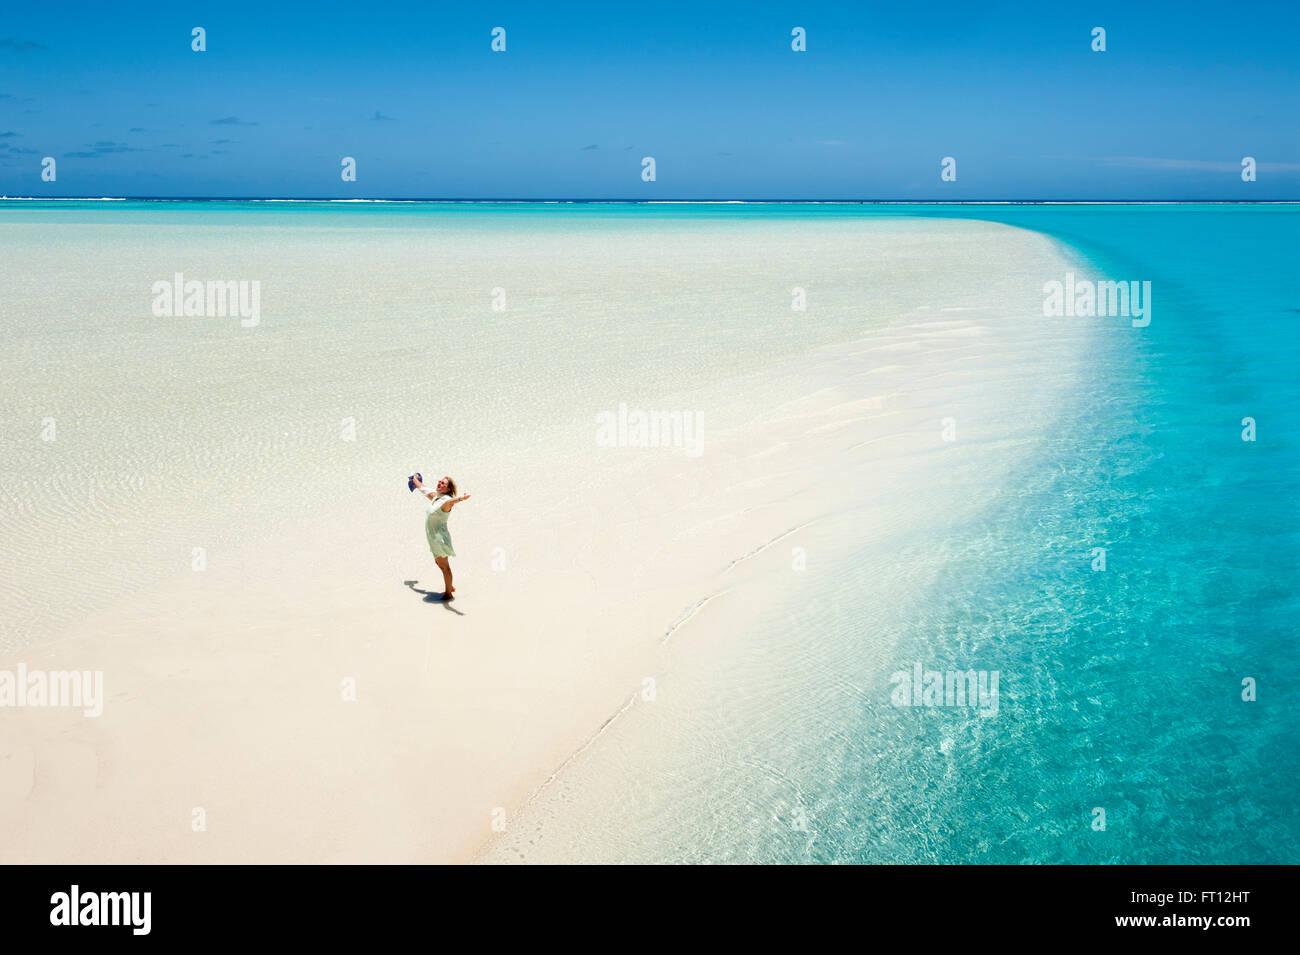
[1,0,1297,199]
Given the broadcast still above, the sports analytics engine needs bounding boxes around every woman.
[411,474,471,598]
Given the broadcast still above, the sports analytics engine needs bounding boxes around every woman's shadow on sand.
[404,580,465,615]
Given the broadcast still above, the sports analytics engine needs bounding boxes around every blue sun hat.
[407,472,423,492]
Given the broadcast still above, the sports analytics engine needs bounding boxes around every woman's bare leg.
[435,556,454,597]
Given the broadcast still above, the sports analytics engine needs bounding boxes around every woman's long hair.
[443,476,457,497]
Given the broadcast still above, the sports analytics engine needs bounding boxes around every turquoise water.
[475,203,1300,864]
[841,205,1300,863]
[887,204,1299,863]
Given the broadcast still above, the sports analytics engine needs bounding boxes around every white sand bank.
[0,217,1099,862]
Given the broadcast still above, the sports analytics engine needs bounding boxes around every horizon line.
[2,197,1298,205]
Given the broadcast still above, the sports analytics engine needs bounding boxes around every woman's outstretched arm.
[412,476,437,501]
[440,493,471,512]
